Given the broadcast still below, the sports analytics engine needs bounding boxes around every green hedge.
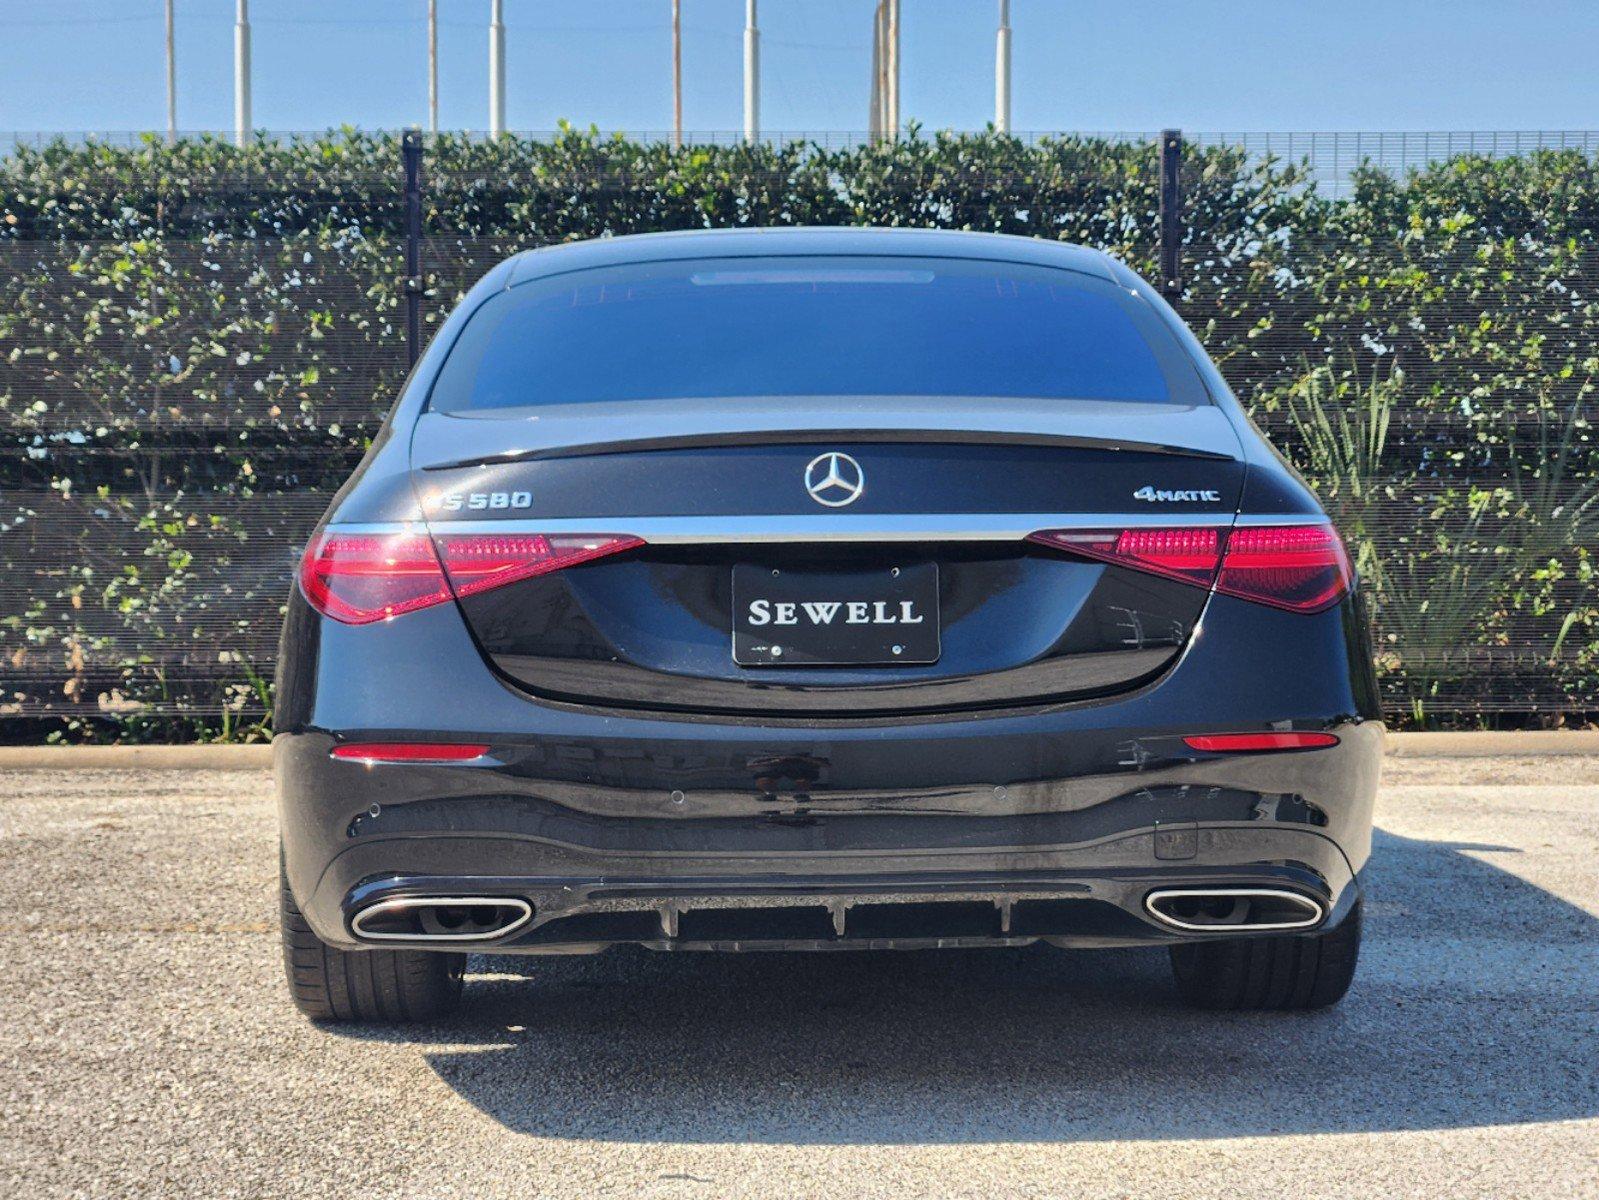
[1,128,1595,738]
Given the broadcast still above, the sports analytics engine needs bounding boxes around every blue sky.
[4,1,1599,135]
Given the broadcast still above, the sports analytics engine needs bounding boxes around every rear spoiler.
[421,425,1236,472]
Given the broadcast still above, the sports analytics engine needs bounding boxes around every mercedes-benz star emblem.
[804,452,866,508]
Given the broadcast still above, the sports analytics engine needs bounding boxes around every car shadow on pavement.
[332,827,1599,1143]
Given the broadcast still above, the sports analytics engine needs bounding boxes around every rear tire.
[280,854,464,1022]
[1168,899,1361,1011]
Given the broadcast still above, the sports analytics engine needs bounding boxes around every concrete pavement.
[1,756,1596,1198]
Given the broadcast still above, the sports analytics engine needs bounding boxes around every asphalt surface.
[2,757,1597,1199]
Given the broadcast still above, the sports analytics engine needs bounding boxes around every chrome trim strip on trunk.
[332,513,1328,542]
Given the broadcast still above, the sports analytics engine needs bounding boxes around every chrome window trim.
[329,512,1328,543]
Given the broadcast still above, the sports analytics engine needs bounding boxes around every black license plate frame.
[731,563,941,667]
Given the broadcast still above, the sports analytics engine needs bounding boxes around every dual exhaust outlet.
[1144,887,1325,933]
[350,888,1324,943]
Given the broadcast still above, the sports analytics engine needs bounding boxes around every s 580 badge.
[440,490,533,512]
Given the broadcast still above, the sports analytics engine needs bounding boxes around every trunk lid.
[411,398,1244,717]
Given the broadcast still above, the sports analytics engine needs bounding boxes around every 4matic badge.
[1133,485,1222,503]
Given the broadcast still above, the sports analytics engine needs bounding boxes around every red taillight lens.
[434,533,644,599]
[300,530,643,624]
[1215,525,1352,614]
[1026,527,1222,588]
[299,533,452,625]
[1184,732,1340,753]
[1027,523,1351,614]
[331,742,490,763]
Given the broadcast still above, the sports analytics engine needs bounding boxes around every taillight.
[1027,528,1221,588]
[299,530,642,624]
[1214,525,1352,614]
[299,533,451,625]
[434,533,644,599]
[1027,523,1351,614]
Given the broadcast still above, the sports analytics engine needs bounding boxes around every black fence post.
[402,128,424,368]
[1158,128,1182,300]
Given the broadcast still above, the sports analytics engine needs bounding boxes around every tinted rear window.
[429,255,1208,411]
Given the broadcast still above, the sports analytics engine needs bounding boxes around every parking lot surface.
[2,756,1596,1199]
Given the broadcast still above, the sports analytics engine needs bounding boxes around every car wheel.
[279,852,464,1022]
[1168,899,1362,1011]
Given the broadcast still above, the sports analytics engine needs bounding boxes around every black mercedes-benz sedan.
[276,227,1381,1022]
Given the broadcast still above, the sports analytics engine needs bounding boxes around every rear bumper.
[276,590,1383,952]
[311,843,1360,954]
[278,737,1379,953]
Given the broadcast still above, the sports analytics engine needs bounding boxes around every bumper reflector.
[1183,732,1340,753]
[330,742,491,763]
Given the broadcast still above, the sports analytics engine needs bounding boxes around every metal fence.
[2,128,1595,732]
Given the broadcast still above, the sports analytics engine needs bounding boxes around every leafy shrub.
[0,127,1593,737]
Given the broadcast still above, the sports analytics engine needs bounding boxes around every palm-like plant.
[1276,360,1403,587]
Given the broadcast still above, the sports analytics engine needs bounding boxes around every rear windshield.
[428,255,1208,411]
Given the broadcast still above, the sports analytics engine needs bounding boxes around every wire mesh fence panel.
[1,136,414,729]
[1,129,1595,731]
[1185,129,1599,199]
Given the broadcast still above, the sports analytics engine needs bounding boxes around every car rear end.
[275,230,1382,1018]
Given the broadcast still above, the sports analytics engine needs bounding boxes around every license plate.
[731,563,941,666]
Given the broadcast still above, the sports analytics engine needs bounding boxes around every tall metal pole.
[743,0,759,143]
[995,0,1011,133]
[233,0,252,148]
[886,0,899,137]
[868,3,883,141]
[1158,129,1183,299]
[672,0,683,148]
[403,129,424,368]
[488,0,506,139]
[428,0,439,134]
[164,0,177,145]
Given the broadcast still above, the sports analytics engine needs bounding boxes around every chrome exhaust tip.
[1144,888,1325,933]
[350,896,534,943]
